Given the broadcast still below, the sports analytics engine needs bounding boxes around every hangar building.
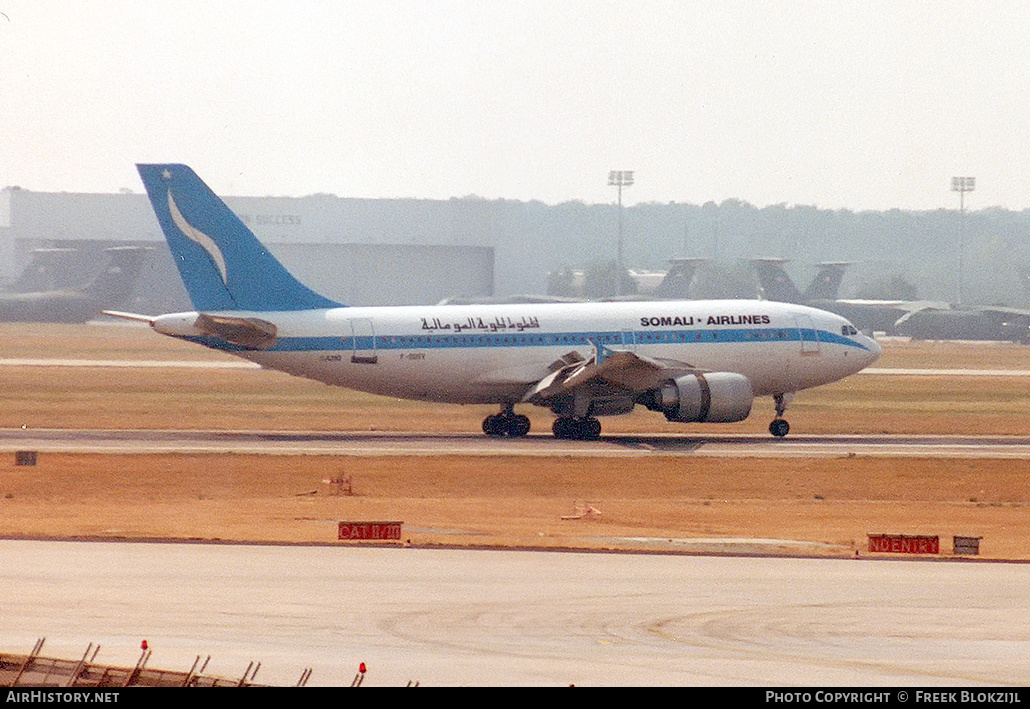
[0,187,495,314]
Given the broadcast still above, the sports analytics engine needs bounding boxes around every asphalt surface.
[3,427,1030,458]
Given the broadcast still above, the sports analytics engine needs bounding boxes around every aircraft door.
[349,318,378,364]
[793,315,820,355]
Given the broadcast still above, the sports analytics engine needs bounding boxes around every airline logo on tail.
[167,189,228,285]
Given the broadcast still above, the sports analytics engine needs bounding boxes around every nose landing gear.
[769,393,793,438]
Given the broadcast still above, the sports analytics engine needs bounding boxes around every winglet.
[136,164,343,312]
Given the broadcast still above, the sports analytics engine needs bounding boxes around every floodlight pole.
[608,170,634,297]
[951,176,975,305]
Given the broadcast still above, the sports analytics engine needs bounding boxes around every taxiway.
[2,539,1028,687]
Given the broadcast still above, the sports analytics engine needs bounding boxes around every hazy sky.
[2,1,1029,210]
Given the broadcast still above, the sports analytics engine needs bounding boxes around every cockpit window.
[841,324,859,336]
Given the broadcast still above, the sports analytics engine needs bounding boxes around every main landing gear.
[552,416,602,441]
[769,393,792,438]
[482,405,531,438]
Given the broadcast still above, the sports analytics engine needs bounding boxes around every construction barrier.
[0,638,304,687]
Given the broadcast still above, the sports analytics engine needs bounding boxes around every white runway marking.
[0,358,258,369]
[862,367,1030,376]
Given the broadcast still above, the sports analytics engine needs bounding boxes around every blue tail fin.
[137,164,342,312]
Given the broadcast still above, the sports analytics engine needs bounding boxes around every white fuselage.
[153,299,881,408]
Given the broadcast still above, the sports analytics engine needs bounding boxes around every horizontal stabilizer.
[103,309,277,349]
[192,313,278,349]
[101,310,156,324]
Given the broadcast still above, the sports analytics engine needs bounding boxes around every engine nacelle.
[656,372,753,423]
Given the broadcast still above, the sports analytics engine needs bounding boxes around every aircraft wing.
[975,306,1030,323]
[834,298,948,310]
[522,348,696,404]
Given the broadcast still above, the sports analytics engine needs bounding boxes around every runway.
[2,539,1027,687]
[2,427,1030,458]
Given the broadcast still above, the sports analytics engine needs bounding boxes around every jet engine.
[651,372,753,423]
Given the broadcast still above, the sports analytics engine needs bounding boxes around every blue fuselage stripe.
[187,326,872,353]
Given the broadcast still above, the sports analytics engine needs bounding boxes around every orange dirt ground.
[1,323,1029,560]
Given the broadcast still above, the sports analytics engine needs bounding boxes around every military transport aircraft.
[0,246,147,323]
[751,258,950,336]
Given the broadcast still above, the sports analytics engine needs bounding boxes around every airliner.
[107,164,881,439]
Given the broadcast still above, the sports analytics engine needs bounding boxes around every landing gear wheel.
[483,414,505,437]
[552,417,602,440]
[769,419,790,438]
[509,414,531,437]
[482,412,531,437]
